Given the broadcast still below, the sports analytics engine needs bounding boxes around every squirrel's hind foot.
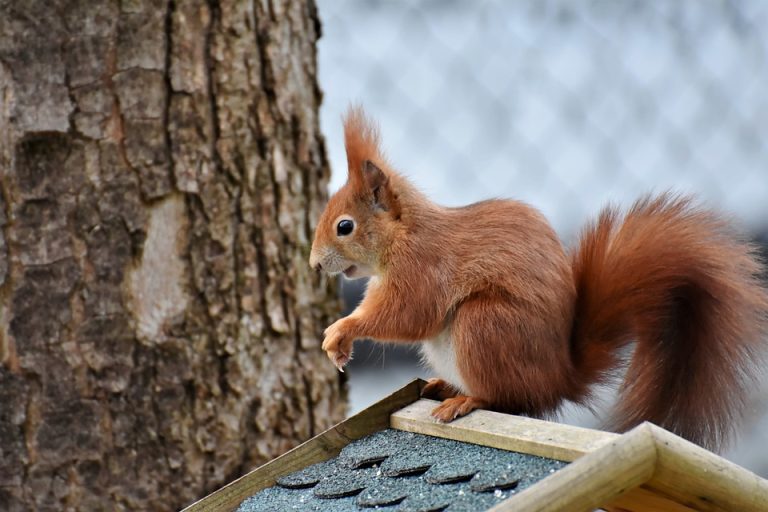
[431,396,487,423]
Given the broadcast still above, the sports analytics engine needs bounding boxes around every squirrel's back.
[441,199,573,293]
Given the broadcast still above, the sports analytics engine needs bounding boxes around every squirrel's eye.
[337,219,354,236]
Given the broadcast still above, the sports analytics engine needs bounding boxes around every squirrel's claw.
[328,350,350,372]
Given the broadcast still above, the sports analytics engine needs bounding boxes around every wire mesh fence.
[314,0,768,477]
[317,0,768,239]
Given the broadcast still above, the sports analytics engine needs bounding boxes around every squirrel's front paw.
[321,319,356,372]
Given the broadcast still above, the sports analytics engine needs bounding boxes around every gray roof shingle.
[237,429,567,511]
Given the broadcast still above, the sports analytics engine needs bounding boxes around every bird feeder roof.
[183,379,768,512]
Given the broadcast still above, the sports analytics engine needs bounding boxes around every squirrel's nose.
[309,250,323,272]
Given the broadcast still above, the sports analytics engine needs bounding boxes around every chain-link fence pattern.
[317,0,768,239]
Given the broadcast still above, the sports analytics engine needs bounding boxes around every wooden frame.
[391,398,619,461]
[182,379,768,512]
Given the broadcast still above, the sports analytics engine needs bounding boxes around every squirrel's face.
[310,108,401,280]
[309,185,383,280]
[310,157,402,280]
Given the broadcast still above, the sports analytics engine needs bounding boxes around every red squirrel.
[309,107,768,450]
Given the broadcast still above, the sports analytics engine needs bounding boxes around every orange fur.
[310,108,768,450]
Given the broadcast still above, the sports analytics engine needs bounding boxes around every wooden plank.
[390,398,619,462]
[644,424,768,512]
[603,486,698,512]
[182,379,424,512]
[488,423,658,512]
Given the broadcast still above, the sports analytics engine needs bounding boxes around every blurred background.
[314,0,768,475]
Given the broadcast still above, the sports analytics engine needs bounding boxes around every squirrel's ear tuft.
[344,106,381,190]
[343,108,400,218]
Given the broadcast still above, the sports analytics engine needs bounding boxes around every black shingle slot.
[424,471,476,484]
[382,463,432,477]
[275,461,328,489]
[469,473,520,493]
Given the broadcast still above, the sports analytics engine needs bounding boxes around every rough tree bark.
[0,1,345,510]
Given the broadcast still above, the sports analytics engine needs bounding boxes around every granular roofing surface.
[237,429,568,511]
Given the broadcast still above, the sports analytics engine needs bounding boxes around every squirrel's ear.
[364,160,387,199]
[363,160,400,217]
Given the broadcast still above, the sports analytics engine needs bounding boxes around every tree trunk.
[0,1,345,510]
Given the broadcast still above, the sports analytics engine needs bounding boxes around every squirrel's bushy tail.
[570,193,768,450]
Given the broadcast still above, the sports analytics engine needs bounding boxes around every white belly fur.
[420,329,469,394]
